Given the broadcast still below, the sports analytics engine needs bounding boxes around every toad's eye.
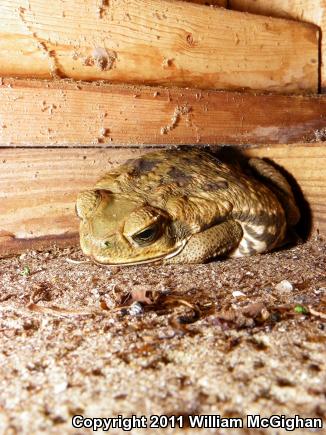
[132,224,160,246]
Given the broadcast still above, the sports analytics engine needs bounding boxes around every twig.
[308,306,326,320]
[66,258,91,264]
[27,303,98,317]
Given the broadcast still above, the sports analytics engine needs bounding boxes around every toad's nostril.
[104,241,112,248]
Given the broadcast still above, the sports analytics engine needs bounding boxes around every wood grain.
[0,145,325,256]
[229,0,324,22]
[1,79,326,146]
[0,0,318,93]
[229,0,326,91]
[184,0,227,5]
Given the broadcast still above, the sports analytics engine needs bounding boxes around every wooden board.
[229,0,326,91]
[0,0,319,93]
[1,79,326,146]
[1,144,325,256]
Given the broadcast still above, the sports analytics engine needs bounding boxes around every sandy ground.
[0,239,325,434]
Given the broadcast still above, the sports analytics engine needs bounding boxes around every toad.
[76,149,299,265]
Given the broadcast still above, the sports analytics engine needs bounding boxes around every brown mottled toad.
[76,149,300,265]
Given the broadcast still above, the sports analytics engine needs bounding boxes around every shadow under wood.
[208,146,312,242]
[0,232,79,258]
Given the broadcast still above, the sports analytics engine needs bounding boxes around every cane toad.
[76,149,300,265]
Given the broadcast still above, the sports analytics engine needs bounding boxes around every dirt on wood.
[0,239,325,434]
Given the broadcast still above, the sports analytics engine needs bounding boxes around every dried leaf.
[130,285,155,305]
[242,302,266,319]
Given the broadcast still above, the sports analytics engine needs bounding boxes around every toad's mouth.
[91,238,189,266]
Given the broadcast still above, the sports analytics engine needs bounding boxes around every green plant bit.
[294,305,308,314]
[20,266,31,276]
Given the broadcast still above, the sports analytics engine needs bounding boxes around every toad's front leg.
[164,220,243,264]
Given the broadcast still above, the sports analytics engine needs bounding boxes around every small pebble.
[54,381,68,394]
[275,280,293,292]
[128,302,144,316]
[261,307,270,321]
[232,290,246,297]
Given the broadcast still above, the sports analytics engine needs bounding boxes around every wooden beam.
[1,79,326,146]
[0,0,319,93]
[1,144,325,257]
[229,0,326,92]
